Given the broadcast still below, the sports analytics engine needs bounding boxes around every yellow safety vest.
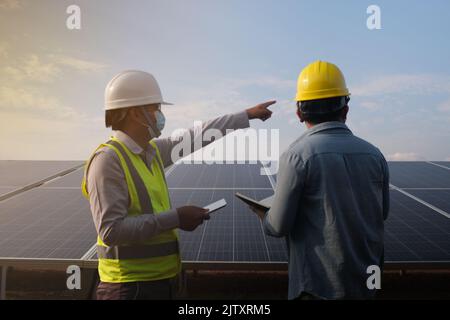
[81,137,181,283]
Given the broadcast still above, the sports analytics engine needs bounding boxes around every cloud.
[0,86,79,119]
[387,152,425,161]
[352,74,450,97]
[47,54,107,72]
[0,49,106,121]
[0,0,21,9]
[0,109,107,160]
[3,53,107,83]
[4,54,60,83]
[164,75,293,127]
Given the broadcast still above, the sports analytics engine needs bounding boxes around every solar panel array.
[166,163,286,262]
[0,161,82,197]
[386,191,450,261]
[0,167,94,259]
[385,161,450,262]
[0,160,449,266]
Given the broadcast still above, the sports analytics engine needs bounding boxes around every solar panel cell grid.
[43,168,84,188]
[166,163,272,189]
[0,161,449,267]
[0,189,95,259]
[169,185,285,262]
[406,190,450,214]
[433,162,450,169]
[0,161,82,188]
[385,191,450,261]
[0,187,16,197]
[388,161,450,188]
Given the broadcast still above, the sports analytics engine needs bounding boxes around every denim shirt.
[263,121,389,299]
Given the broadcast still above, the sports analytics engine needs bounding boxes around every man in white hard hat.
[81,70,275,300]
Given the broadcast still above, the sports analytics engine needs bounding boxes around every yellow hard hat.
[296,60,350,102]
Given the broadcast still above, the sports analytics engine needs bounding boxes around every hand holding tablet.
[235,192,273,220]
[203,198,227,214]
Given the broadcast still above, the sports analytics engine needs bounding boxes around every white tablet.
[204,198,227,214]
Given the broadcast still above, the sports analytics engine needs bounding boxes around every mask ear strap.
[142,109,161,138]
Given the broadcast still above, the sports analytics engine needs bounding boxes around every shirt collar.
[306,121,352,136]
[113,130,145,155]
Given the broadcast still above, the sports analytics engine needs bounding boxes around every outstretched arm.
[155,101,276,167]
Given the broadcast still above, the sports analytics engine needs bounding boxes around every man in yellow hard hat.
[254,61,389,300]
[82,70,275,300]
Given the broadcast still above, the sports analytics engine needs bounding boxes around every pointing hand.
[246,100,276,122]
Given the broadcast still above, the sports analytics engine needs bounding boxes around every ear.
[296,108,305,123]
[341,105,349,122]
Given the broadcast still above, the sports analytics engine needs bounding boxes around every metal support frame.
[1,258,449,272]
[1,266,8,300]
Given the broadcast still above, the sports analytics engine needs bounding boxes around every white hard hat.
[104,70,172,110]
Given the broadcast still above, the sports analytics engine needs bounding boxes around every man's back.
[264,121,389,299]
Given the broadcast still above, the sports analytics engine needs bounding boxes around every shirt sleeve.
[263,151,305,237]
[86,150,180,247]
[154,110,250,167]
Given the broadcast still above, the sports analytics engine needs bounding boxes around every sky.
[1,0,450,161]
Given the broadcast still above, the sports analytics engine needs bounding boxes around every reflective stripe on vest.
[97,241,179,260]
[97,139,178,260]
[106,140,153,214]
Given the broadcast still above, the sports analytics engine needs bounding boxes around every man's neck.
[306,119,346,129]
[121,127,150,151]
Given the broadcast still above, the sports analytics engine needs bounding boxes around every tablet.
[203,198,227,214]
[235,192,272,212]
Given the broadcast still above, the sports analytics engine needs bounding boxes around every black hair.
[105,108,129,130]
[297,96,349,124]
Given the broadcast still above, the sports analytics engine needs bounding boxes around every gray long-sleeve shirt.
[86,111,249,247]
[263,121,389,300]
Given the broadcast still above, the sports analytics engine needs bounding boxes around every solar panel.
[0,161,82,189]
[169,188,285,262]
[386,190,450,261]
[43,168,84,188]
[167,163,272,189]
[0,188,95,259]
[404,190,450,214]
[0,187,16,196]
[388,161,450,188]
[431,161,450,169]
[1,161,449,269]
[173,161,450,265]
